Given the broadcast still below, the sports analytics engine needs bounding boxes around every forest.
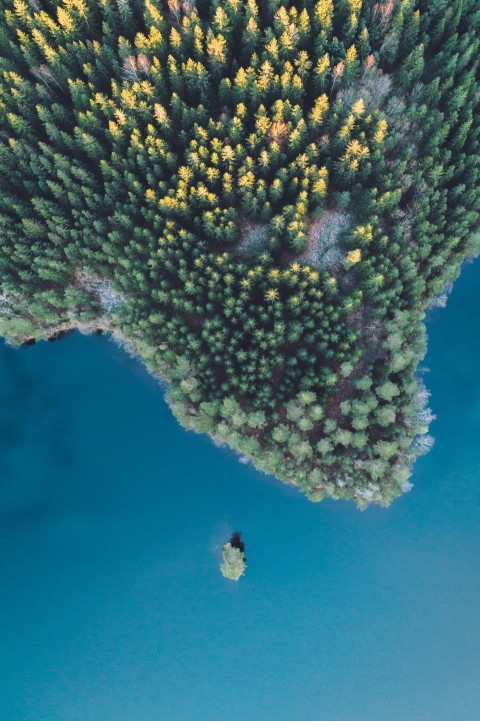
[0,0,479,507]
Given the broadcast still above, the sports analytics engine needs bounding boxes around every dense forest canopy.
[0,0,479,507]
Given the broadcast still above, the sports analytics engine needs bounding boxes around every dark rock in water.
[47,330,71,343]
[229,532,245,554]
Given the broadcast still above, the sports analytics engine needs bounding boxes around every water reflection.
[0,344,72,523]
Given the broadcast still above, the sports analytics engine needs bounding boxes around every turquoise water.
[1,263,480,721]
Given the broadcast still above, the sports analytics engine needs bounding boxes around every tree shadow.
[229,532,245,554]
[48,330,71,343]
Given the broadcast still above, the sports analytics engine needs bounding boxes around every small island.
[220,533,246,581]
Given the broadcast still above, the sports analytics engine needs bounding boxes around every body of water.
[1,262,480,721]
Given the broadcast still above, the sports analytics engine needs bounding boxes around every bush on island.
[220,543,246,581]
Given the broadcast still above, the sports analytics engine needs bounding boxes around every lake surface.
[1,263,480,721]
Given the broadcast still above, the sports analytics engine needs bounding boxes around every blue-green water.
[1,263,480,721]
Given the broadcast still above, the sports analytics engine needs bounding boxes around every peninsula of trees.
[0,0,479,507]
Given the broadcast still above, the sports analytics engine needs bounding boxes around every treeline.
[0,0,478,507]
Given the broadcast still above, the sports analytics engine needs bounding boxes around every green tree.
[220,543,246,581]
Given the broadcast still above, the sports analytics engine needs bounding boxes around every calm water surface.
[1,263,480,721]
